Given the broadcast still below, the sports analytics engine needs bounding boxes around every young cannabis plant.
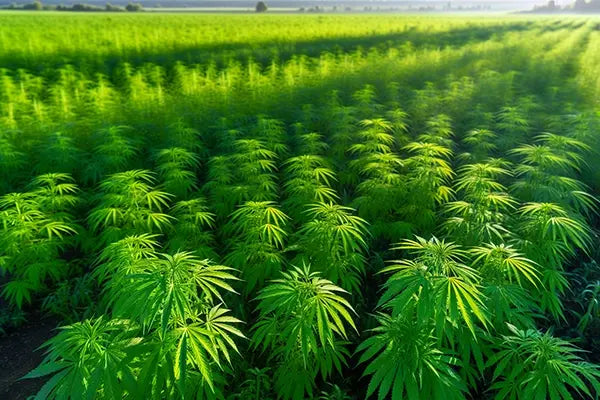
[225,201,289,292]
[88,169,173,247]
[231,139,279,200]
[352,84,382,118]
[29,235,244,398]
[471,243,540,329]
[349,118,405,238]
[362,236,491,396]
[460,128,497,163]
[444,162,516,245]
[510,134,597,215]
[283,154,338,222]
[514,202,593,320]
[495,106,529,151]
[252,264,356,400]
[155,147,200,199]
[357,312,467,400]
[166,197,217,259]
[163,120,204,152]
[84,125,137,184]
[380,236,488,337]
[295,131,329,155]
[253,117,289,157]
[419,114,454,147]
[401,141,453,232]
[206,139,279,216]
[24,317,139,400]
[0,173,78,308]
[296,202,369,294]
[488,324,600,400]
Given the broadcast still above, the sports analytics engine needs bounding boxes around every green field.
[1,12,600,399]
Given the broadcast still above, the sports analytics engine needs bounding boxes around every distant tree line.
[574,0,600,11]
[3,0,144,11]
[530,0,600,13]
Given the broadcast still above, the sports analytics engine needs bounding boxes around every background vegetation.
[1,12,600,399]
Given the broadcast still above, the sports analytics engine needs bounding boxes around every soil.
[0,314,59,400]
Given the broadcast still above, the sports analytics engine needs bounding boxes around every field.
[1,11,600,399]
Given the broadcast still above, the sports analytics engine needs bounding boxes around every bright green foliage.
[296,202,369,293]
[419,114,453,146]
[7,14,600,400]
[350,118,406,239]
[155,147,200,199]
[104,251,239,333]
[488,324,600,400]
[253,117,289,156]
[460,128,497,162]
[471,243,539,288]
[252,265,356,399]
[471,243,540,329]
[206,139,279,216]
[444,162,516,245]
[381,237,488,336]
[357,313,466,400]
[84,126,137,184]
[166,197,217,259]
[510,134,596,214]
[225,201,289,292]
[23,317,138,400]
[230,139,279,201]
[495,106,529,151]
[515,202,592,319]
[163,120,204,152]
[0,173,78,308]
[361,237,489,398]
[30,235,244,398]
[88,170,173,247]
[401,137,453,231]
[283,154,338,221]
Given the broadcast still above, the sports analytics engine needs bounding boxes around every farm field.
[1,12,600,399]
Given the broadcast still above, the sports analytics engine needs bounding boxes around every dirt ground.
[0,315,58,400]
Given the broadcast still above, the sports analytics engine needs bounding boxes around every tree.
[23,0,43,10]
[255,1,267,12]
[125,2,142,11]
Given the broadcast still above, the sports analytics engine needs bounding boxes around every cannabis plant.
[357,312,467,400]
[443,162,516,245]
[29,235,244,398]
[295,202,369,294]
[488,324,600,400]
[155,147,200,199]
[0,173,78,308]
[225,201,289,292]
[252,265,356,399]
[349,119,406,239]
[283,154,338,222]
[88,169,173,247]
[166,197,217,259]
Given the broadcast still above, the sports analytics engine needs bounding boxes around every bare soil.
[0,315,58,400]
